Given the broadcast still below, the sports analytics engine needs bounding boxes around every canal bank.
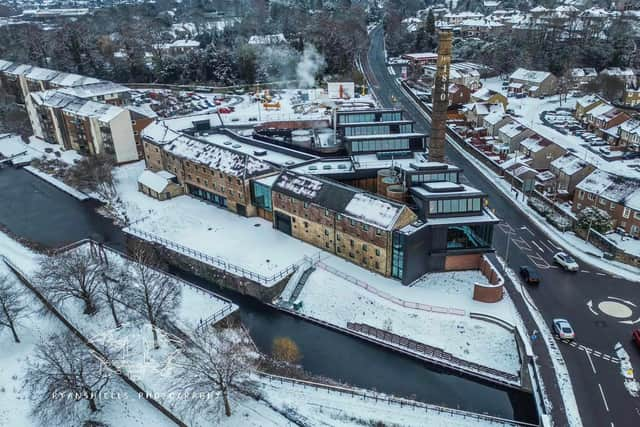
[0,167,539,424]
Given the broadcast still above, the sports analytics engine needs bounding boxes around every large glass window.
[252,182,272,211]
[428,198,482,215]
[391,233,404,279]
[446,224,493,250]
[351,137,411,153]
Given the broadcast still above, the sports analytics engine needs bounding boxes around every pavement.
[362,25,640,427]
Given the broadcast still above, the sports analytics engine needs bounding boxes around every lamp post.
[505,230,516,263]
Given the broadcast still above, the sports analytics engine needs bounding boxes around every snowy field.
[297,255,521,376]
[115,161,322,281]
[0,134,81,166]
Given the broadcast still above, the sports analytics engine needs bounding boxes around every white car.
[553,252,579,272]
[553,318,575,340]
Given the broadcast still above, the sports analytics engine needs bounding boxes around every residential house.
[459,18,505,38]
[583,103,631,135]
[573,170,640,236]
[619,120,640,151]
[600,67,637,88]
[424,62,484,91]
[248,33,288,46]
[448,83,472,106]
[157,39,201,56]
[482,112,512,137]
[574,95,604,120]
[622,88,640,107]
[464,102,505,127]
[508,68,558,96]
[401,52,438,67]
[497,121,535,152]
[517,134,566,169]
[549,154,595,196]
[470,87,508,109]
[570,67,597,89]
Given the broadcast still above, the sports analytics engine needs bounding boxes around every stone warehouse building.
[271,171,417,276]
[140,109,499,284]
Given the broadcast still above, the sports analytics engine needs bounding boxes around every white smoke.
[296,45,326,88]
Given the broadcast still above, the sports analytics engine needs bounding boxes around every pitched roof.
[509,68,553,84]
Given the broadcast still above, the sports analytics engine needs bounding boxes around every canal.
[0,167,538,424]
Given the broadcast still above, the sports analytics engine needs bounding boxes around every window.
[623,207,631,219]
[304,222,309,228]
[350,219,356,226]
[375,248,381,256]
[578,191,584,200]
[350,239,354,247]
[337,247,342,253]
[599,198,607,206]
[337,214,343,221]
[362,244,368,252]
[587,193,595,200]
[325,242,330,248]
[304,202,309,209]
[376,229,382,236]
[336,233,341,241]
[324,229,329,236]
[363,224,369,231]
[349,252,355,258]
[375,261,380,270]
[634,212,640,220]
[325,209,330,217]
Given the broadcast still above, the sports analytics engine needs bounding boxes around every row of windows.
[344,123,413,137]
[338,111,403,124]
[410,172,458,183]
[429,198,482,215]
[350,138,411,153]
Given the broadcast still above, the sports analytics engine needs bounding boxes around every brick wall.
[444,253,482,271]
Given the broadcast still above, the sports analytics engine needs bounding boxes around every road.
[363,26,640,427]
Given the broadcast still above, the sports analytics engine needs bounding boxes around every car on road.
[553,252,579,271]
[553,318,575,340]
[633,329,640,349]
[519,266,541,284]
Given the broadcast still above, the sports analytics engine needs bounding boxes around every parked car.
[553,252,579,271]
[633,329,640,349]
[553,318,575,340]
[519,266,541,284]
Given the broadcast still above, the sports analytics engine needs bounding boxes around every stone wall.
[125,234,290,302]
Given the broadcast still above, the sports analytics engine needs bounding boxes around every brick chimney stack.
[428,30,453,163]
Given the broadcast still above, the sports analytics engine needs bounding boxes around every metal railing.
[257,371,537,427]
[314,261,466,316]
[125,227,300,285]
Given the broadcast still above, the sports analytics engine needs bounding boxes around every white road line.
[531,240,545,253]
[593,351,602,357]
[596,272,606,276]
[539,240,554,252]
[603,355,611,360]
[581,270,591,273]
[598,383,610,412]
[547,239,561,250]
[520,226,535,237]
[586,350,597,374]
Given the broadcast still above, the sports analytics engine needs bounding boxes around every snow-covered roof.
[126,103,158,119]
[500,122,529,138]
[141,122,182,145]
[575,95,602,109]
[402,52,438,61]
[58,81,130,99]
[163,134,273,178]
[159,39,200,49]
[620,120,640,137]
[138,170,175,193]
[0,59,13,71]
[577,170,640,209]
[248,33,287,45]
[471,102,504,116]
[31,90,125,122]
[483,111,508,126]
[550,154,590,176]
[509,68,553,84]
[24,67,59,81]
[50,72,102,87]
[4,64,32,76]
[273,171,407,230]
[519,135,553,153]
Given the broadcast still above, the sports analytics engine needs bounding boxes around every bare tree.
[97,262,128,329]
[0,272,29,343]
[64,153,116,200]
[23,331,114,424]
[127,244,180,349]
[36,249,104,315]
[171,323,258,418]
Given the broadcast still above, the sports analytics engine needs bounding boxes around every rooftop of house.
[483,111,510,126]
[401,52,438,60]
[248,33,287,45]
[0,59,13,71]
[471,87,503,101]
[575,95,603,109]
[519,134,555,153]
[410,182,484,198]
[273,170,408,230]
[509,68,553,83]
[577,169,640,210]
[550,154,590,176]
[31,90,124,122]
[24,66,59,81]
[137,169,176,193]
[620,120,640,136]
[50,72,101,87]
[500,122,530,138]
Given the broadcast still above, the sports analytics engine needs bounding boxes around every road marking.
[531,240,545,253]
[527,253,550,269]
[598,383,610,412]
[520,226,535,237]
[498,223,516,233]
[512,237,532,251]
[555,336,620,363]
[586,350,597,374]
[547,239,561,250]
[608,296,637,308]
[593,351,602,357]
[539,240,554,252]
[596,272,606,276]
[581,270,591,273]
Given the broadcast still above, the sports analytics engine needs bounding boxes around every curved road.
[363,26,640,427]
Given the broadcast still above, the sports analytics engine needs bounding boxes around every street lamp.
[505,230,516,263]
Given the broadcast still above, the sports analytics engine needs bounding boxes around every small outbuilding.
[138,169,183,200]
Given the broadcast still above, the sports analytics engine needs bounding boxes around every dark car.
[633,329,640,349]
[519,266,541,284]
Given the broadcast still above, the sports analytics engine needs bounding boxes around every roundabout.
[588,297,639,324]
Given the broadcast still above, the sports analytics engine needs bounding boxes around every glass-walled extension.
[343,122,414,136]
[337,110,403,124]
[251,181,273,212]
[446,223,493,250]
[391,233,405,279]
[410,171,459,185]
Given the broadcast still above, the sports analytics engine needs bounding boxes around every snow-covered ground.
[1,231,516,427]
[0,134,81,166]
[297,256,521,376]
[115,161,322,282]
